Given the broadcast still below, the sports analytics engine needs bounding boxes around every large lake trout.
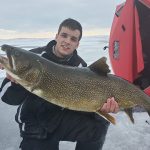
[1,44,150,124]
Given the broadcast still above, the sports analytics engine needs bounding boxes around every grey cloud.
[0,0,125,32]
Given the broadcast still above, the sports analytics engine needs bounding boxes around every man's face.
[55,27,80,58]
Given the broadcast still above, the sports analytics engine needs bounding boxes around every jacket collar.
[43,40,78,65]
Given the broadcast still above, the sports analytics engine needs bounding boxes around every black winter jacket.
[0,40,109,142]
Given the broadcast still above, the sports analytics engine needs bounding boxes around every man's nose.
[64,37,71,43]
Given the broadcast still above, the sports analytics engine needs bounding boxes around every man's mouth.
[61,45,70,50]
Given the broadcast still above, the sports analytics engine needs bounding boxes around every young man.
[0,18,119,150]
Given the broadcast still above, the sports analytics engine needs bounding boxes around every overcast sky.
[0,0,125,39]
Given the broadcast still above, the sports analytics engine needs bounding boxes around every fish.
[0,44,150,125]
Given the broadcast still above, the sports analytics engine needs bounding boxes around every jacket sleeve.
[76,55,87,67]
[0,78,29,105]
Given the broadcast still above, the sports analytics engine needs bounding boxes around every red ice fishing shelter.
[109,0,150,95]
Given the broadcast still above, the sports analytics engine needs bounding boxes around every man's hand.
[0,64,17,83]
[6,73,17,83]
[100,97,119,113]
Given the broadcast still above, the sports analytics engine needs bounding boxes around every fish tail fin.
[144,107,150,117]
[148,111,150,117]
[96,110,116,125]
[143,101,150,117]
[124,108,134,123]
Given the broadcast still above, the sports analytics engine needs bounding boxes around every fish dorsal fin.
[88,57,110,75]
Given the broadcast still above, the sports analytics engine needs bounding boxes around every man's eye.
[71,37,78,42]
[61,34,67,38]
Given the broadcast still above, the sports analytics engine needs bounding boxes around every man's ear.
[76,41,80,49]
[55,34,58,40]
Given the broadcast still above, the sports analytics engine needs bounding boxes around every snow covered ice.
[0,36,150,150]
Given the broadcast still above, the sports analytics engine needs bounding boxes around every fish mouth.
[0,45,14,70]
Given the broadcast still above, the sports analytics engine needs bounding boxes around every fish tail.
[144,107,150,117]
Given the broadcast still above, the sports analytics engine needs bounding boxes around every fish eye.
[14,51,20,56]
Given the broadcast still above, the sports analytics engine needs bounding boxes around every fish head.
[0,44,32,75]
[0,44,41,83]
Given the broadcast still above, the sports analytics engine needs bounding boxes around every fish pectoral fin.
[30,86,36,92]
[96,110,116,125]
[124,108,134,123]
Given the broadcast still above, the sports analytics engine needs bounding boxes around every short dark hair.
[58,18,82,41]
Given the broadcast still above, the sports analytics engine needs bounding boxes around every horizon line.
[0,28,110,40]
